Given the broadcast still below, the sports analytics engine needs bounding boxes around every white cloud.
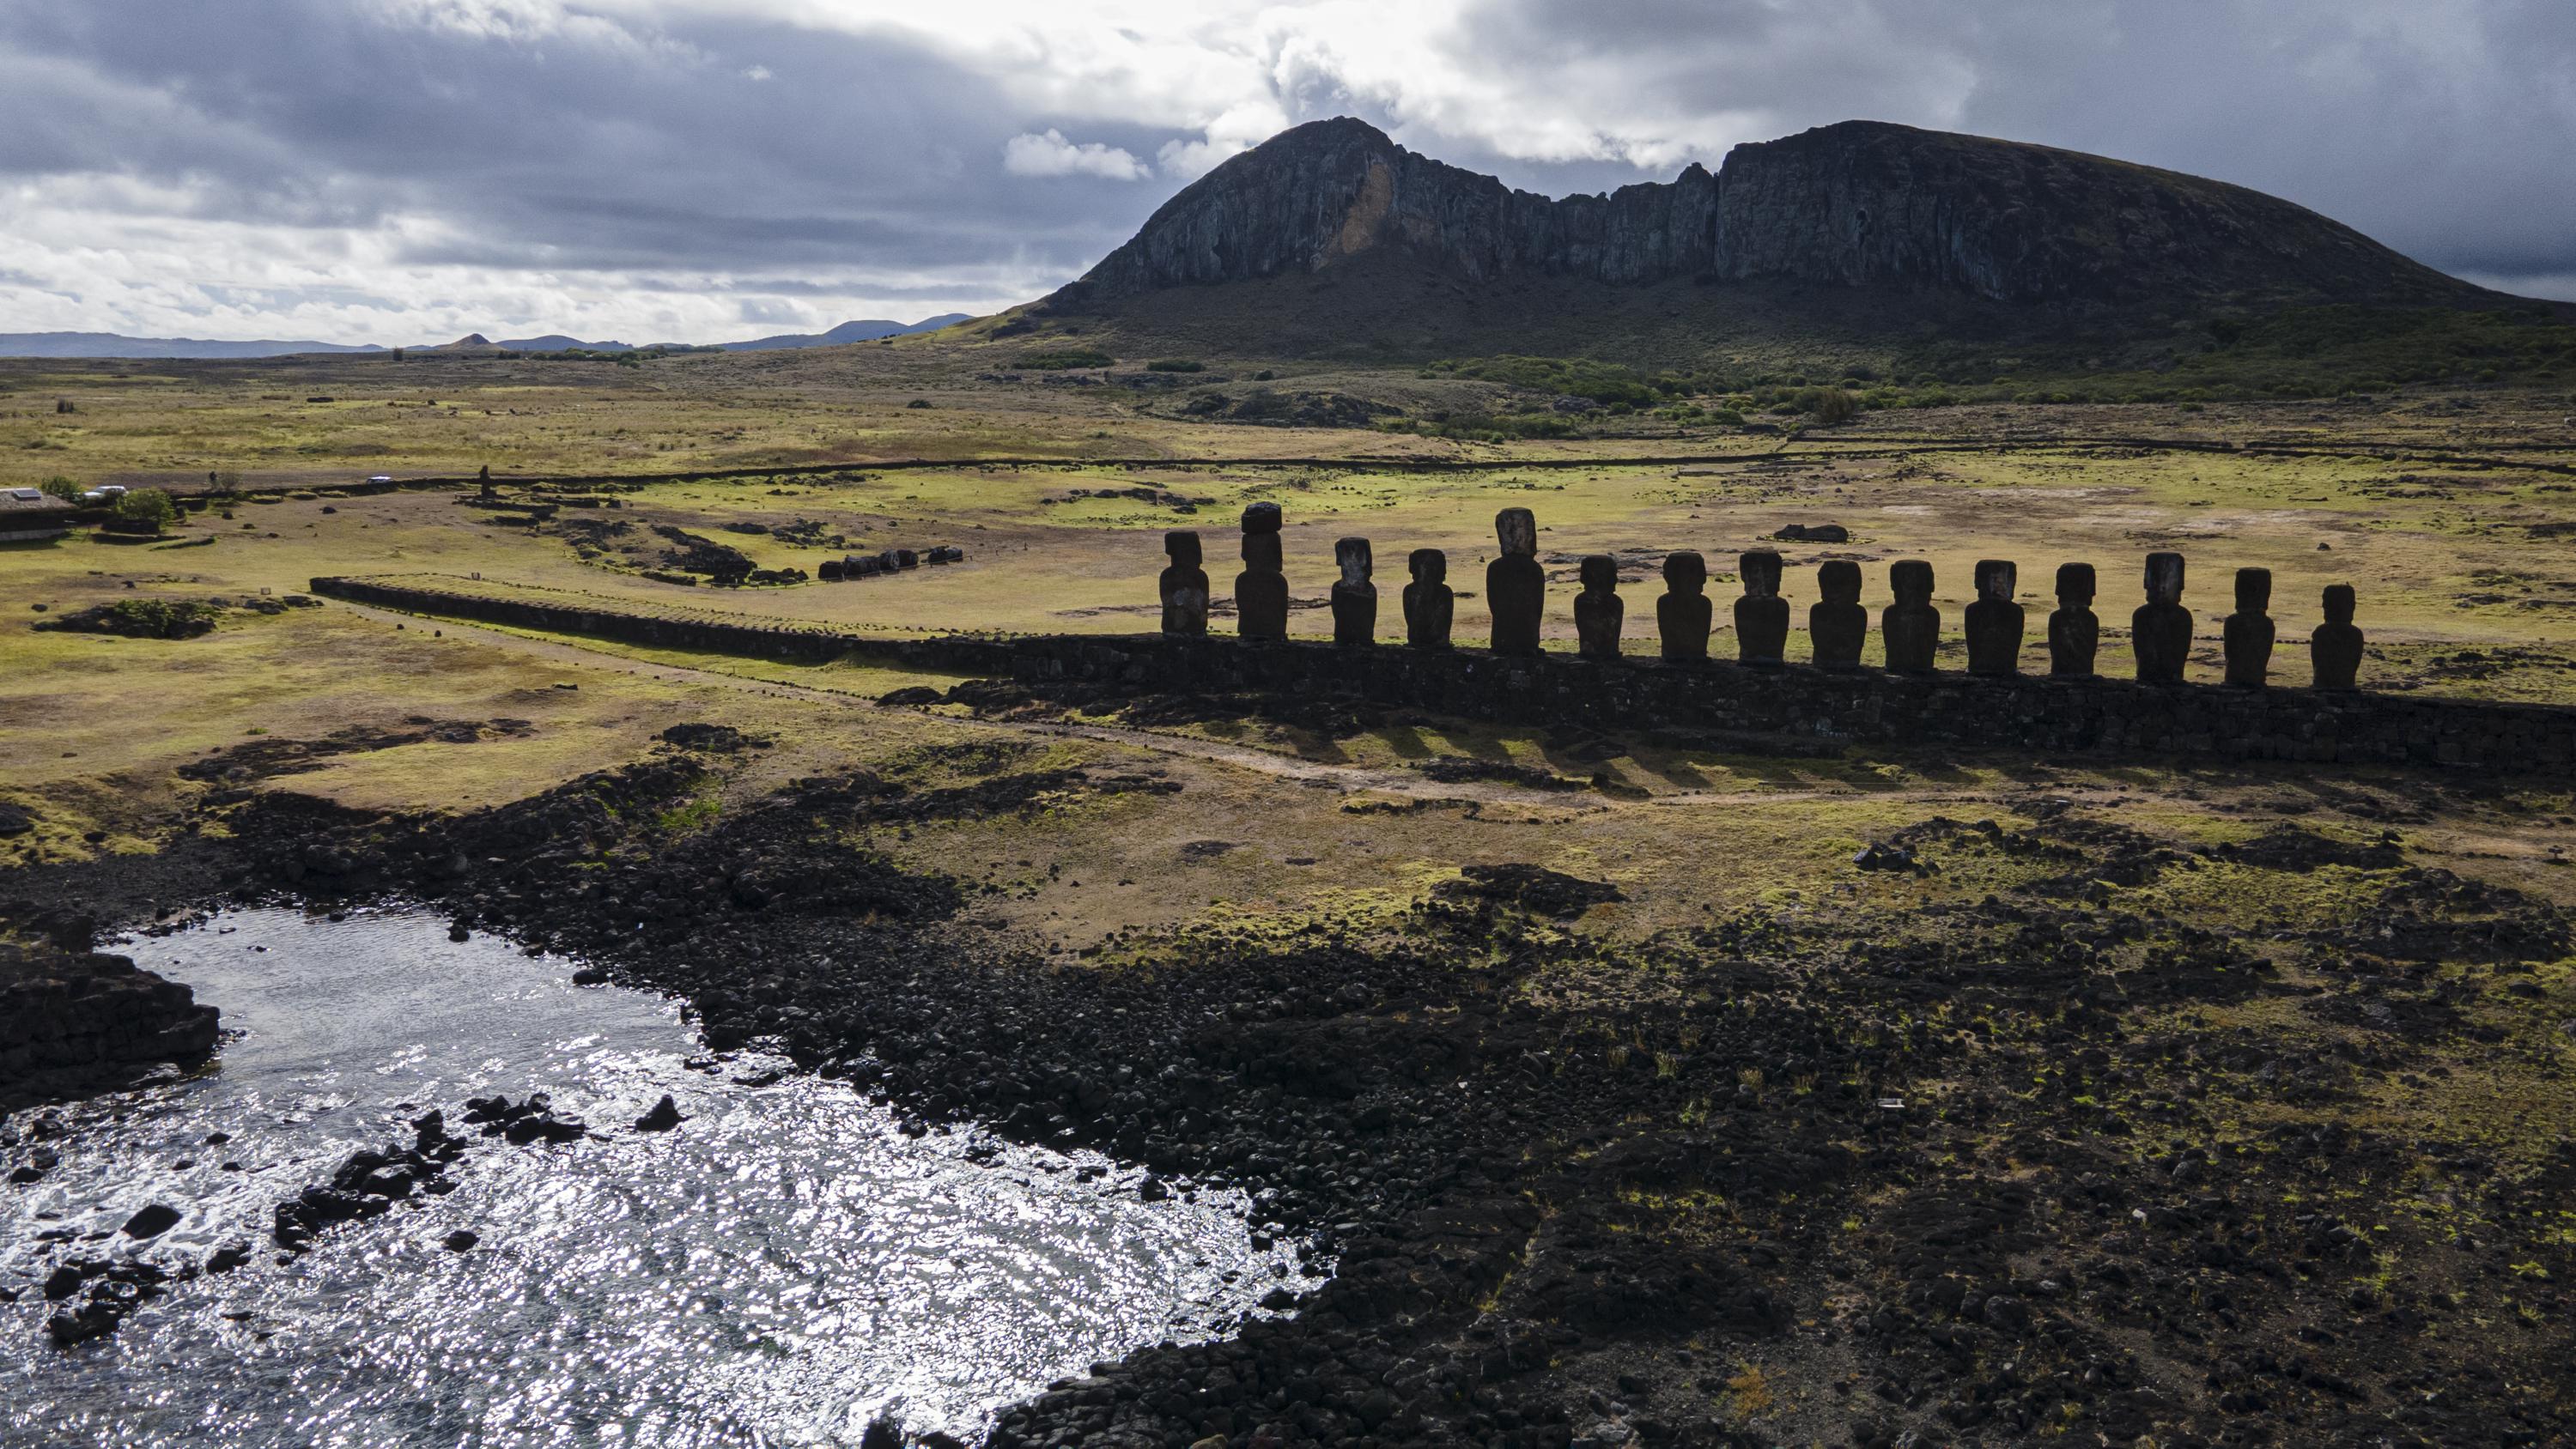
[1001,129,1150,180]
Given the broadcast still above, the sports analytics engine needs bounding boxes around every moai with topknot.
[2222,567,2275,687]
[1235,502,1288,641]
[1403,549,1454,649]
[1656,551,1711,662]
[2132,551,2193,683]
[1964,559,2024,676]
[1880,560,1940,672]
[1331,537,1377,646]
[1487,507,1545,655]
[2310,584,2363,690]
[1809,561,1867,669]
[1574,555,1623,659]
[1158,530,1209,636]
[1734,550,1789,665]
[2048,563,2099,676]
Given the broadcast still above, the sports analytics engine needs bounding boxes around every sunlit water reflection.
[1,908,1300,1447]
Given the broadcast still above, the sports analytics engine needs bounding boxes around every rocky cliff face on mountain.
[1054,117,2489,314]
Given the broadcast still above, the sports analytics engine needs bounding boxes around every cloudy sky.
[3,0,2571,344]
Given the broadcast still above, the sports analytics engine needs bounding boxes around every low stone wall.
[312,575,2576,775]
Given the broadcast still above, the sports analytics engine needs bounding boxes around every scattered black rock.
[119,1203,182,1240]
[0,803,35,838]
[461,1092,588,1145]
[442,1229,479,1252]
[1771,522,1850,543]
[632,1094,684,1131]
[1851,840,1921,872]
[1432,863,1625,917]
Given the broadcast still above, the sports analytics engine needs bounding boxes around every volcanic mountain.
[1033,117,2518,357]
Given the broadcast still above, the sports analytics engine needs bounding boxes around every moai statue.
[2310,584,2363,690]
[1158,530,1209,636]
[477,464,495,500]
[1964,559,2024,676]
[2048,563,2099,677]
[2222,567,2275,687]
[1235,501,1289,641]
[2132,551,2193,684]
[1880,560,1941,672]
[1402,549,1455,649]
[1656,550,1711,663]
[1487,507,1545,655]
[1574,555,1623,659]
[1809,561,1868,669]
[1331,537,1377,646]
[1734,550,1790,665]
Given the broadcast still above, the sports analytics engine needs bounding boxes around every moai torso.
[1809,561,1867,668]
[1656,551,1711,662]
[2131,551,2193,683]
[1964,559,2024,676]
[1158,530,1209,636]
[1881,559,1941,672]
[1734,550,1789,665]
[1487,508,1545,655]
[1235,502,1289,641]
[2047,562,2099,676]
[1573,555,1623,659]
[2221,567,2275,687]
[1402,549,1454,650]
[2310,584,2363,690]
[1330,537,1377,646]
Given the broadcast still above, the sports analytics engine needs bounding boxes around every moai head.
[1495,507,1538,556]
[1242,500,1283,536]
[1409,548,1448,586]
[1241,501,1284,569]
[2144,551,2185,606]
[1663,550,1708,596]
[1164,530,1202,569]
[2234,567,2272,612]
[2056,561,2096,606]
[1818,560,1862,604]
[2322,582,2356,624]
[1336,537,1373,585]
[1974,559,2017,602]
[1890,559,1934,605]
[1580,555,1619,592]
[1739,550,1783,599]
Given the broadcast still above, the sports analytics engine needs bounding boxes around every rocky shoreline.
[0,941,221,1113]
[6,723,2570,1446]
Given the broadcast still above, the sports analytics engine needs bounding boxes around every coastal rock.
[0,943,220,1105]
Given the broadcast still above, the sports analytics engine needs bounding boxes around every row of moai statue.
[1156,506,2367,688]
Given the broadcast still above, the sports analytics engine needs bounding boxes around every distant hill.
[0,314,979,361]
[0,331,386,360]
[1033,117,2546,361]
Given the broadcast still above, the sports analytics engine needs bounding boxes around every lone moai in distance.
[1403,548,1455,649]
[1574,555,1623,659]
[1734,550,1790,665]
[2222,567,2275,687]
[1964,559,2024,676]
[1158,530,1209,636]
[2310,584,2364,690]
[1235,501,1289,641]
[1656,550,1711,662]
[1809,561,1867,669]
[2048,562,2099,676]
[1487,507,1545,655]
[1880,560,1940,672]
[1331,537,1377,646]
[2132,551,2193,683]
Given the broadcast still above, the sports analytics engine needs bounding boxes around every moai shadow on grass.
[1574,555,1623,659]
[1403,549,1454,649]
[2223,567,2275,687]
[2132,551,2193,683]
[1487,508,1545,655]
[1734,550,1789,665]
[1880,560,1940,673]
[1656,551,1711,662]
[1809,561,1867,669]
[1965,559,2024,676]
[2311,584,2363,690]
[1158,530,1209,636]
[1235,502,1288,641]
[2048,563,2099,677]
[1332,537,1377,646]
